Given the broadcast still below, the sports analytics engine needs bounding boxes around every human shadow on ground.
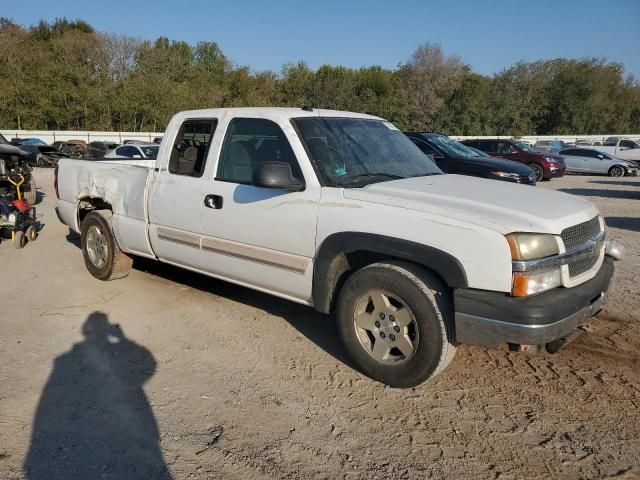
[23,312,172,480]
[605,216,640,233]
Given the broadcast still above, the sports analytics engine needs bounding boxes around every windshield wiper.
[406,172,442,178]
[338,172,405,186]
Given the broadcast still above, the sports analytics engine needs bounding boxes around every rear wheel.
[529,163,544,182]
[23,176,37,205]
[336,261,456,388]
[608,165,624,177]
[81,211,132,280]
[26,225,38,242]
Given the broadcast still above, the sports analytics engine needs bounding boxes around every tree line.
[1,18,639,135]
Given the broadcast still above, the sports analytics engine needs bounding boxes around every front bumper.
[544,165,566,178]
[454,257,614,349]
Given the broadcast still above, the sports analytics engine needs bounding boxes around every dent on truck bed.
[312,232,468,313]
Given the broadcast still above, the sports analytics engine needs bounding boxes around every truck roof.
[173,107,383,122]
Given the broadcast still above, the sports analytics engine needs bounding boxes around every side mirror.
[597,154,604,159]
[252,161,305,192]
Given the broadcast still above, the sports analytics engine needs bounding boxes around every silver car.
[559,148,638,177]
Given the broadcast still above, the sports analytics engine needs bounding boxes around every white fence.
[0,130,163,144]
[1,129,639,145]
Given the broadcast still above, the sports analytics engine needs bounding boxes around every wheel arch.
[76,197,113,229]
[312,232,468,314]
[608,164,625,176]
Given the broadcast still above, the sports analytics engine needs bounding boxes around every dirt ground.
[0,169,638,480]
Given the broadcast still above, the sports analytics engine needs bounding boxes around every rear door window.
[169,119,217,176]
[116,146,139,157]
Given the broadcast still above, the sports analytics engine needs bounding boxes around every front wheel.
[81,211,132,280]
[336,261,456,388]
[608,165,624,177]
[528,163,544,182]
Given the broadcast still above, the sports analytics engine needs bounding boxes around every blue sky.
[4,0,640,77]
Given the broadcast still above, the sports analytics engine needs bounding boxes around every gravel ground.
[0,169,638,480]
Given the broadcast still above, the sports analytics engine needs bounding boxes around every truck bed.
[56,157,155,257]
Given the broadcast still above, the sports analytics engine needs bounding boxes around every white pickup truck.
[584,138,640,164]
[55,108,624,387]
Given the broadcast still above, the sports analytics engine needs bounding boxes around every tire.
[13,230,27,249]
[529,163,544,182]
[81,211,133,280]
[26,225,38,242]
[23,176,37,205]
[336,260,456,388]
[608,165,624,177]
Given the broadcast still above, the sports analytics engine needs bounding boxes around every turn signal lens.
[512,269,562,297]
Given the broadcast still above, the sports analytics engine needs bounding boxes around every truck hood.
[343,174,599,235]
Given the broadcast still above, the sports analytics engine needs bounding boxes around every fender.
[313,232,468,313]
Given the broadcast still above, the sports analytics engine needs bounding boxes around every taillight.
[54,164,59,198]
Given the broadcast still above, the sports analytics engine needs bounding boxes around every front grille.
[568,246,600,277]
[561,216,600,251]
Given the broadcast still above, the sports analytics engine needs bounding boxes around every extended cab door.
[148,118,218,268]
[198,116,320,303]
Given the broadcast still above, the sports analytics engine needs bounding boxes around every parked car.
[17,144,65,167]
[463,139,566,182]
[103,144,159,160]
[559,148,638,177]
[405,132,536,185]
[583,138,640,165]
[55,107,623,387]
[59,140,90,159]
[88,141,120,159]
[534,140,567,153]
[21,138,47,145]
[576,140,603,147]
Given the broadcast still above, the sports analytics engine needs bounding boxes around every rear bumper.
[454,257,614,348]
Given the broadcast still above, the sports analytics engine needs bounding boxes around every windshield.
[140,146,159,159]
[423,135,480,158]
[293,117,441,186]
[0,133,7,145]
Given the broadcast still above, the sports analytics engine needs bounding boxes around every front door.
[199,117,320,303]
[148,118,218,268]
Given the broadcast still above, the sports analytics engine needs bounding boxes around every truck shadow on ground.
[590,180,640,187]
[23,311,173,480]
[605,216,640,232]
[559,188,640,200]
[132,256,356,369]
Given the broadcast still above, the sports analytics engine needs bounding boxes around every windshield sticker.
[382,122,399,131]
[335,167,347,176]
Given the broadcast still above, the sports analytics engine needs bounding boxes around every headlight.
[512,268,562,296]
[490,171,520,179]
[505,233,559,260]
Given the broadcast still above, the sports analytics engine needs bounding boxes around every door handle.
[204,194,223,209]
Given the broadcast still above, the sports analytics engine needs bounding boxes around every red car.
[462,139,565,182]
